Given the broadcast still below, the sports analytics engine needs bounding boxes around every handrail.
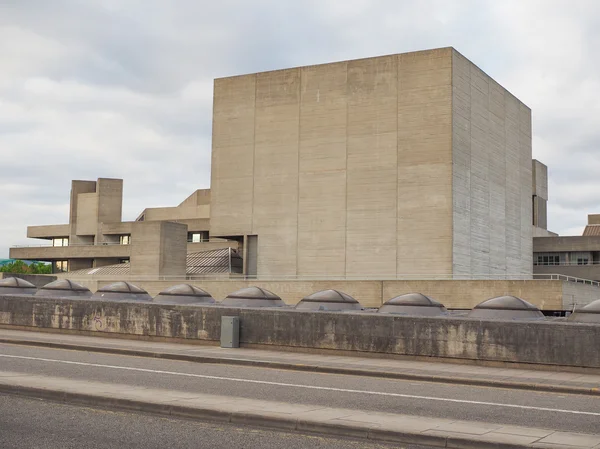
[534,261,600,266]
[52,273,600,286]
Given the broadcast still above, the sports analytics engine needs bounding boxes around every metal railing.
[53,272,600,286]
[534,261,600,266]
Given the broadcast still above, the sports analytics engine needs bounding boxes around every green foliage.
[0,260,52,274]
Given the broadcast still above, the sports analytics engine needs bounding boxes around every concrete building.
[534,214,600,282]
[529,159,600,282]
[12,47,537,279]
[9,178,239,275]
[210,47,533,278]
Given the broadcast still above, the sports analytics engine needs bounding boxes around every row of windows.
[534,255,560,266]
[534,255,590,266]
[52,233,209,246]
[51,236,132,245]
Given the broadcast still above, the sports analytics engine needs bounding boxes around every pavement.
[1,394,418,449]
[0,328,599,396]
[1,329,600,448]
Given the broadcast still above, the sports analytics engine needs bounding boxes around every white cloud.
[1,0,599,258]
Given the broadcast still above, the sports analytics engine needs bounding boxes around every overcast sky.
[1,0,599,257]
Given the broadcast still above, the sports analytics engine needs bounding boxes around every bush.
[0,260,52,274]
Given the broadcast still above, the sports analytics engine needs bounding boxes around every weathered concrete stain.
[1,294,599,369]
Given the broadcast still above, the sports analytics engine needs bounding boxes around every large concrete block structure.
[10,179,239,275]
[209,48,533,278]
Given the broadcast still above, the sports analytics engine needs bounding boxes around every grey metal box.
[220,316,239,348]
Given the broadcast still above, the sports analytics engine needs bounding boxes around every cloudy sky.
[1,0,599,257]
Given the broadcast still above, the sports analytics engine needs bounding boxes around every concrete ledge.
[1,373,599,448]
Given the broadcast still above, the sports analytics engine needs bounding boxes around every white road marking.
[0,353,598,417]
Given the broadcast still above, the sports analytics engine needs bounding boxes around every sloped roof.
[187,248,242,275]
[583,225,600,236]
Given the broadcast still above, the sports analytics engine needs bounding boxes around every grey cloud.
[1,0,600,258]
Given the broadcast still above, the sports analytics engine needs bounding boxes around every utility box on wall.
[220,316,239,348]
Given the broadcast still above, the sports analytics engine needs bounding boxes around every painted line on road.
[1,353,599,417]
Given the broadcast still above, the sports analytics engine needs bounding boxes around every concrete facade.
[130,222,188,277]
[534,213,600,281]
[210,48,533,278]
[10,179,233,274]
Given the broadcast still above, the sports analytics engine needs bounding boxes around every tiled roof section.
[68,263,130,277]
[583,225,600,236]
[66,248,243,276]
[187,248,243,274]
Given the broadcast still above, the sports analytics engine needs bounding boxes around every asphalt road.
[0,343,598,435]
[0,394,433,449]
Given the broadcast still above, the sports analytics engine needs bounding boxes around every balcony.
[10,242,131,261]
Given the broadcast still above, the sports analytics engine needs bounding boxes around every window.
[52,237,69,247]
[54,260,68,272]
[188,231,208,243]
[119,235,131,245]
[534,254,560,266]
[119,259,130,264]
[577,258,589,265]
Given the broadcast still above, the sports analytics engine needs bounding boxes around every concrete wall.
[534,236,600,252]
[211,48,456,277]
[27,224,70,239]
[10,244,130,261]
[141,205,210,222]
[69,180,97,245]
[130,222,187,276]
[1,296,599,370]
[95,178,123,237]
[59,278,600,310]
[451,50,532,277]
[532,160,548,230]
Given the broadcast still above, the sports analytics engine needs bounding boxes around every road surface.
[1,393,436,449]
[0,342,597,435]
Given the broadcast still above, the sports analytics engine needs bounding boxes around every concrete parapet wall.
[1,295,599,370]
[63,278,600,310]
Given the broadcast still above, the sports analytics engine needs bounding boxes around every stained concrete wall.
[451,50,532,277]
[1,296,599,370]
